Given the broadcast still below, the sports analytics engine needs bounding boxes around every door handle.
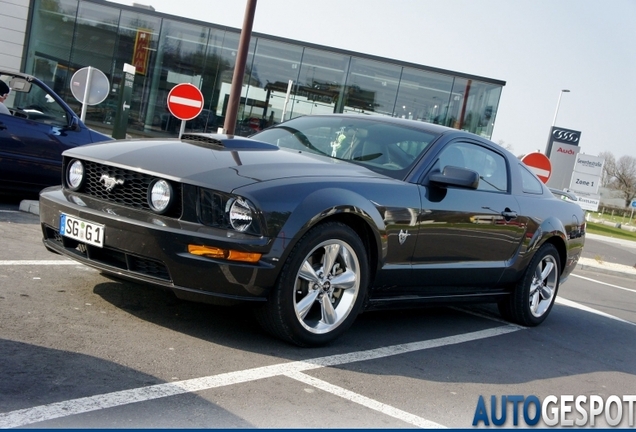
[501,208,517,221]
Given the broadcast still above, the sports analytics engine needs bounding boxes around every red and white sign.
[521,152,552,184]
[167,83,204,120]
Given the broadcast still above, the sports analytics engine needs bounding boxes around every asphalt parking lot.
[1,199,636,428]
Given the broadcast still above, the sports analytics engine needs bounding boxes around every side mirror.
[68,115,81,131]
[429,165,479,189]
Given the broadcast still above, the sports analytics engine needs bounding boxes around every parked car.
[38,114,586,346]
[0,69,112,197]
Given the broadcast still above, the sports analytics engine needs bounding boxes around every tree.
[598,151,615,187]
[603,153,636,207]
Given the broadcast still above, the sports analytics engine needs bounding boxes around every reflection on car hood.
[63,137,383,192]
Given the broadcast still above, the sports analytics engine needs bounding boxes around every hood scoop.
[181,133,279,151]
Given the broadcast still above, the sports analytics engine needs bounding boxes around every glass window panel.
[343,57,401,117]
[446,78,503,139]
[394,67,454,124]
[24,0,79,96]
[457,80,502,139]
[143,19,212,135]
[237,38,303,132]
[103,11,161,132]
[288,48,350,120]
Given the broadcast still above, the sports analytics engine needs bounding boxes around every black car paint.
[39,114,584,320]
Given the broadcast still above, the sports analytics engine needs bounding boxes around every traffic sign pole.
[80,66,93,122]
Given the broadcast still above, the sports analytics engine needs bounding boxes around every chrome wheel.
[498,243,561,327]
[255,221,368,346]
[294,239,361,334]
[528,254,558,318]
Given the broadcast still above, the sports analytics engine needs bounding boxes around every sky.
[109,0,635,160]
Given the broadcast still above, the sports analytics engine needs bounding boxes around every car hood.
[63,135,383,192]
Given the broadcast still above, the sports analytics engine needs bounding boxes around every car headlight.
[198,188,262,235]
[227,197,253,232]
[148,179,173,214]
[67,159,84,191]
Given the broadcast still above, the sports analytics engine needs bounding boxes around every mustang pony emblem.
[100,174,124,192]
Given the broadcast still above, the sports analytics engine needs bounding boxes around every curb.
[19,200,39,215]
[577,257,636,278]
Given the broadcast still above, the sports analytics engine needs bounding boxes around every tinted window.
[437,142,508,192]
[520,164,544,194]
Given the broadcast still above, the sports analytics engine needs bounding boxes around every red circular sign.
[521,152,552,184]
[167,83,204,121]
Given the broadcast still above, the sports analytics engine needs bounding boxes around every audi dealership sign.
[545,126,582,190]
[551,127,580,145]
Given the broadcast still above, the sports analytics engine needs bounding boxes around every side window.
[520,164,544,194]
[7,80,68,127]
[438,142,508,192]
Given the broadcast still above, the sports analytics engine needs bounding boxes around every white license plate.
[59,213,105,248]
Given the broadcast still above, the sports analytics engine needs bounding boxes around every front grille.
[76,160,182,217]
[43,225,171,281]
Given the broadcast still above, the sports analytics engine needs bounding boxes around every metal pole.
[281,79,293,122]
[552,89,570,126]
[545,89,570,155]
[223,0,257,135]
[80,66,93,122]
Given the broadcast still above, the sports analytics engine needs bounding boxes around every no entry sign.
[167,83,204,121]
[521,152,552,184]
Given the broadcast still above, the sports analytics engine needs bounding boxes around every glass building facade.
[22,0,505,138]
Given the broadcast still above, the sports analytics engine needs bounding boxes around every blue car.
[0,69,112,197]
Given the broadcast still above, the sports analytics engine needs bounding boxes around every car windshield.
[252,116,438,178]
[0,73,69,126]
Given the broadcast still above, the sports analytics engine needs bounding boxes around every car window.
[437,142,508,192]
[520,163,544,194]
[1,76,69,127]
[253,116,439,179]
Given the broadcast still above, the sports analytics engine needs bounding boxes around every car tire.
[498,243,561,326]
[255,221,368,346]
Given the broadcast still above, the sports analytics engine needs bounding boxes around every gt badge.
[398,229,410,245]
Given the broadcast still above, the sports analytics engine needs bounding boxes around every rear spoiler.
[550,188,579,202]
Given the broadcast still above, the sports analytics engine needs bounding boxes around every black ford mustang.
[39,114,585,346]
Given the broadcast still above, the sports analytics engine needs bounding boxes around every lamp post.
[545,89,570,156]
[552,89,570,126]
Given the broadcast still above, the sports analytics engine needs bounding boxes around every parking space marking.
[557,297,635,325]
[0,260,76,265]
[571,273,636,294]
[0,326,519,428]
[285,371,444,428]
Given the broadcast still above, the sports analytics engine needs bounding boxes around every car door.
[0,77,87,193]
[412,140,528,291]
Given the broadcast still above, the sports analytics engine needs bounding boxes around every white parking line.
[0,260,76,265]
[571,273,636,294]
[285,371,445,428]
[0,326,519,428]
[556,297,635,326]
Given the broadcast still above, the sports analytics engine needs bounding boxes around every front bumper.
[39,187,278,305]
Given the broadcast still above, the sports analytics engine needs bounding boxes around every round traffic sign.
[521,152,552,184]
[70,66,110,105]
[167,83,204,121]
